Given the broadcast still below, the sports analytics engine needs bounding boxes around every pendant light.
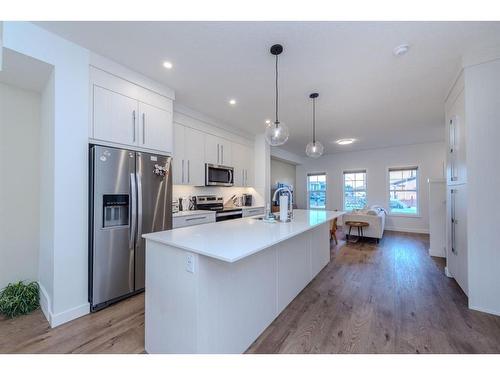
[305,93,324,158]
[265,44,289,146]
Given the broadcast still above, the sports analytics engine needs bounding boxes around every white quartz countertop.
[173,210,215,218]
[144,209,344,263]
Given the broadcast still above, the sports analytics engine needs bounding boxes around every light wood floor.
[2,231,500,354]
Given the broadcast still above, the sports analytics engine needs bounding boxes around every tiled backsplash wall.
[173,185,263,206]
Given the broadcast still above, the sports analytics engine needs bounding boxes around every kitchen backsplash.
[173,185,263,206]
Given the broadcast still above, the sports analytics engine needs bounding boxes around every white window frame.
[307,172,327,210]
[342,169,367,211]
[387,166,420,217]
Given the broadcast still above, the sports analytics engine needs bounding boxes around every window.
[343,170,367,211]
[307,173,326,209]
[388,167,419,215]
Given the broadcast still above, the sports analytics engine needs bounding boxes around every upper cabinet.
[205,134,232,166]
[233,143,254,187]
[445,75,467,186]
[173,122,205,186]
[90,67,174,154]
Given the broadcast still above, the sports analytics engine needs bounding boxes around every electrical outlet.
[185,254,195,273]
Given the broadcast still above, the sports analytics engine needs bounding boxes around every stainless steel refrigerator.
[89,145,172,311]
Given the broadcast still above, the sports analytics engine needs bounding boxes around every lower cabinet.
[447,184,468,295]
[173,212,216,229]
[242,207,264,217]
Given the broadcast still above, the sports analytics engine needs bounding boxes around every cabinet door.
[232,143,245,187]
[446,90,466,185]
[219,138,232,166]
[173,123,185,185]
[138,102,173,153]
[184,127,205,186]
[93,85,138,146]
[244,144,254,187]
[447,185,468,295]
[204,134,220,165]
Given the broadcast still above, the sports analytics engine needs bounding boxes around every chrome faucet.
[272,187,294,222]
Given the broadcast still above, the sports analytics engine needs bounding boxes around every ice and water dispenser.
[102,194,129,228]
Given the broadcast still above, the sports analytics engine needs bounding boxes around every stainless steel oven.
[205,163,234,186]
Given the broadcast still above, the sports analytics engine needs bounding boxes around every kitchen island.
[143,209,344,353]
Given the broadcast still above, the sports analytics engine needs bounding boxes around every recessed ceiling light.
[229,99,237,105]
[163,61,173,69]
[336,138,356,145]
[393,44,410,57]
[265,119,271,124]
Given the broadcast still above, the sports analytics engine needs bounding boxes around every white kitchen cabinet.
[242,207,264,217]
[90,67,174,154]
[233,143,254,187]
[93,86,138,146]
[173,212,216,229]
[205,134,232,166]
[138,102,173,153]
[446,84,466,186]
[173,123,205,186]
[428,179,446,258]
[447,184,468,295]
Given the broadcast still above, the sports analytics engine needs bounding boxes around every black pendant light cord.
[312,97,316,144]
[275,54,279,125]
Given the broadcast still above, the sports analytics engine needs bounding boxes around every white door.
[447,184,468,295]
[184,127,205,186]
[173,123,185,185]
[93,85,138,146]
[138,102,173,153]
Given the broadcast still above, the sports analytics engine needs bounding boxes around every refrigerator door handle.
[136,172,143,247]
[129,173,137,250]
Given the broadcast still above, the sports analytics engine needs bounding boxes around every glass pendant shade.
[306,141,324,158]
[265,121,289,146]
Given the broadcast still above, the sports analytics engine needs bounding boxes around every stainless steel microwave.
[205,164,234,186]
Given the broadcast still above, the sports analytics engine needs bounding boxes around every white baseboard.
[444,266,453,278]
[51,303,90,328]
[428,248,446,258]
[469,304,500,317]
[38,283,52,323]
[385,226,429,234]
[38,283,90,327]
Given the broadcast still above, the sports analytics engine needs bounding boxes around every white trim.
[384,227,429,234]
[428,248,446,258]
[306,172,327,210]
[469,304,500,317]
[50,303,90,328]
[38,282,90,327]
[342,169,367,211]
[38,282,51,324]
[444,266,453,278]
[386,165,420,217]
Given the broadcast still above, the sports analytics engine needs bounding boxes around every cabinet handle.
[451,189,456,254]
[142,113,145,144]
[221,145,224,165]
[187,160,190,184]
[182,159,185,184]
[217,144,220,164]
[132,110,136,142]
[186,216,207,221]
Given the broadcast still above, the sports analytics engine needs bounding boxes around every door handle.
[136,172,143,247]
[142,113,146,144]
[129,173,137,250]
[217,144,220,164]
[187,160,190,184]
[221,145,224,165]
[132,110,136,142]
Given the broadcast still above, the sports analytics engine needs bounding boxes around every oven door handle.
[216,210,243,217]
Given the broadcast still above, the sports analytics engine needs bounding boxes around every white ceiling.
[36,21,500,155]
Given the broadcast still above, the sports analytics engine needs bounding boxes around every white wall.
[0,82,40,289]
[465,58,500,316]
[4,22,90,326]
[296,142,446,233]
[271,158,297,189]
